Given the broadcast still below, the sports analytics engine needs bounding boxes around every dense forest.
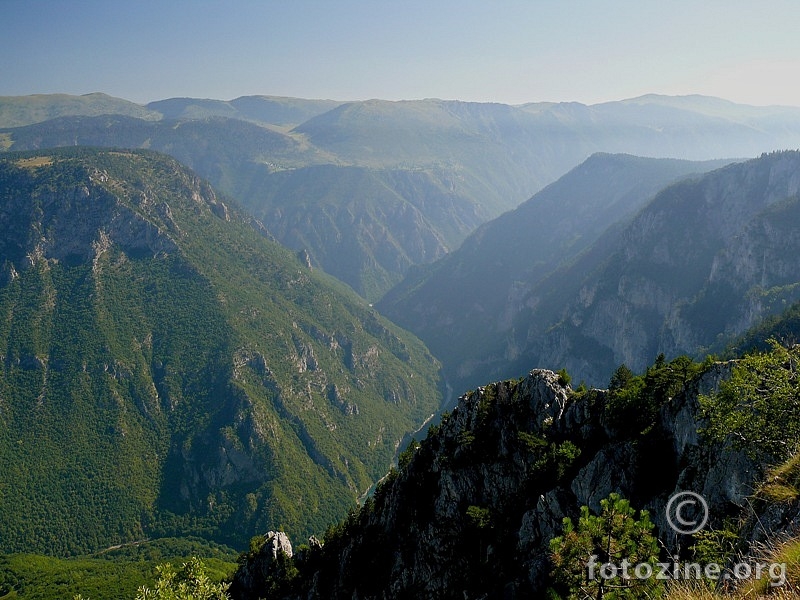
[0,148,441,559]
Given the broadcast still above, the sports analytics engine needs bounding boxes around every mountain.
[499,150,800,386]
[0,115,482,301]
[728,298,800,355]
[0,93,340,130]
[4,93,800,300]
[0,114,489,301]
[146,95,343,128]
[472,150,800,390]
[0,113,332,171]
[291,99,557,212]
[229,349,800,598]
[519,94,800,160]
[610,93,800,123]
[0,148,441,555]
[0,93,161,128]
[379,153,733,392]
[233,164,486,301]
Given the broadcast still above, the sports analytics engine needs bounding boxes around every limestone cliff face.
[383,151,800,394]
[503,151,800,387]
[586,151,800,359]
[232,364,792,599]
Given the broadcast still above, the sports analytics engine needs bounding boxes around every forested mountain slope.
[0,148,441,555]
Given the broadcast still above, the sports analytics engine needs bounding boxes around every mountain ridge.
[514,151,800,383]
[4,92,800,301]
[378,153,736,392]
[0,147,442,554]
[230,351,799,598]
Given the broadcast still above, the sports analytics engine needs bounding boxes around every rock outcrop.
[233,363,798,598]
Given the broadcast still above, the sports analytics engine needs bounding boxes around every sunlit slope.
[0,148,441,554]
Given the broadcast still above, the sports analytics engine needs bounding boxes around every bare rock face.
[0,161,200,281]
[265,531,293,559]
[228,531,295,598]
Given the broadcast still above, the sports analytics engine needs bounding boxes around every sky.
[2,0,800,107]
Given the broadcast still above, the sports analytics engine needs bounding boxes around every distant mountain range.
[0,147,441,555]
[383,150,800,392]
[3,92,800,300]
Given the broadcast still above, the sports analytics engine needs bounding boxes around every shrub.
[550,493,663,599]
[701,340,800,461]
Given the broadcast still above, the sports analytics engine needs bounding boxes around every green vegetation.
[746,537,800,596]
[727,299,800,357]
[132,557,230,600]
[606,354,709,435]
[397,438,419,470]
[664,534,800,598]
[0,148,441,557]
[227,372,638,598]
[758,450,800,503]
[689,525,740,571]
[556,368,572,387]
[701,341,800,461]
[0,539,236,600]
[549,493,663,599]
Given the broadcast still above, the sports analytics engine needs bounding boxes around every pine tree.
[549,493,663,599]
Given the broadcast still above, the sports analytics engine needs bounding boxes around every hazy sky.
[2,0,800,106]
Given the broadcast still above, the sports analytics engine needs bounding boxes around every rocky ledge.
[232,364,796,599]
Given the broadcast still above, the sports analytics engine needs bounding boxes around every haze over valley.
[4,1,800,598]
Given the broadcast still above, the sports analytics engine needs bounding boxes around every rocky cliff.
[385,151,800,393]
[517,151,800,385]
[378,153,731,389]
[231,354,795,598]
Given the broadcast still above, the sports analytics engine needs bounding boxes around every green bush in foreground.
[70,557,230,600]
[133,557,230,600]
[701,340,800,461]
[550,493,663,599]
